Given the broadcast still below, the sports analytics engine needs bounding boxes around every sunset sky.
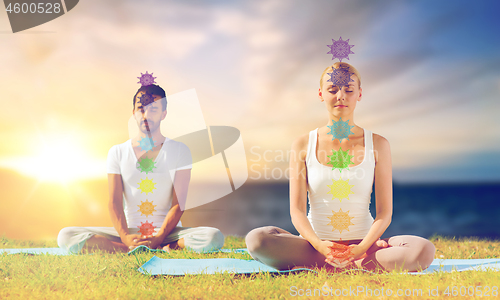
[1,0,499,239]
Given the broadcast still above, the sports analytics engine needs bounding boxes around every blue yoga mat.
[127,245,248,255]
[138,257,500,276]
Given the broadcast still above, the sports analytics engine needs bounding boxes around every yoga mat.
[127,245,248,255]
[0,248,69,255]
[138,257,500,276]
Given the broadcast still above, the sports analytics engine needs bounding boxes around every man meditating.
[58,83,224,253]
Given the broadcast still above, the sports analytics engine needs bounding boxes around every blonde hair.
[320,62,361,89]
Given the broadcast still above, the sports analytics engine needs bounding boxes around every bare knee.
[245,226,276,256]
[417,239,436,269]
[405,237,436,271]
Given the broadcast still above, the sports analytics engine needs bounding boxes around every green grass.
[1,235,500,299]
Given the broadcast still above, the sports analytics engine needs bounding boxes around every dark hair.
[133,84,167,111]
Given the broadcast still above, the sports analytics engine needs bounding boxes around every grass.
[1,235,500,299]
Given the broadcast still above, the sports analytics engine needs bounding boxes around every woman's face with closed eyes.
[319,72,362,118]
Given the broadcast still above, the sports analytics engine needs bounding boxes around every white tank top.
[305,128,375,241]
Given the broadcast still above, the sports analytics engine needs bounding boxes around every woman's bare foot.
[366,239,389,255]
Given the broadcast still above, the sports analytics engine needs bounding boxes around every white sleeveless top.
[305,128,375,241]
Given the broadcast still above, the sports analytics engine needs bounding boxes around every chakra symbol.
[327,37,354,62]
[327,65,354,89]
[327,117,354,142]
[139,137,156,152]
[327,208,354,233]
[139,91,156,108]
[138,200,157,217]
[328,241,353,261]
[138,221,155,237]
[138,157,156,174]
[327,147,354,171]
[327,179,354,202]
[138,178,157,194]
[137,71,157,86]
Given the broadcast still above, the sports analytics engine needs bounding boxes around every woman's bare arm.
[354,134,393,254]
[289,134,333,256]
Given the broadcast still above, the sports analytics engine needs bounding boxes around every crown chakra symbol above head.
[327,37,354,62]
[137,71,157,86]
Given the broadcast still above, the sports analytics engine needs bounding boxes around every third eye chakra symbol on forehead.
[139,91,156,108]
[327,66,354,90]
[327,37,354,62]
[327,118,354,142]
[137,71,157,86]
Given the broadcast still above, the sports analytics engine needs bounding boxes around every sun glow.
[0,134,105,183]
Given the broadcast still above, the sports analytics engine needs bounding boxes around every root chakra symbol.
[327,118,354,142]
[138,200,157,217]
[138,157,156,174]
[327,208,354,233]
[327,179,354,202]
[327,147,354,171]
[138,178,157,194]
[327,37,354,62]
[138,221,155,236]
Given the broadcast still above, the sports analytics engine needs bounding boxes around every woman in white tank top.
[245,62,435,272]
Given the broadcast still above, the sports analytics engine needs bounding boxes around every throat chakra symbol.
[327,65,354,89]
[327,118,354,142]
[139,91,156,108]
[138,221,155,237]
[139,137,156,152]
[327,147,354,171]
[138,178,157,194]
[137,71,157,86]
[327,208,354,233]
[327,37,354,62]
[327,179,354,202]
[138,157,156,174]
[138,200,157,217]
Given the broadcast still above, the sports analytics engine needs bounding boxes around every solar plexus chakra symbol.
[327,118,354,142]
[327,65,354,90]
[327,37,354,62]
[327,208,354,233]
[137,71,157,86]
[138,157,156,174]
[138,200,157,217]
[327,179,354,202]
[138,221,155,237]
[139,137,156,152]
[327,147,354,171]
[138,178,157,194]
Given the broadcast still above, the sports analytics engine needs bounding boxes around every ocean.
[181,181,500,240]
